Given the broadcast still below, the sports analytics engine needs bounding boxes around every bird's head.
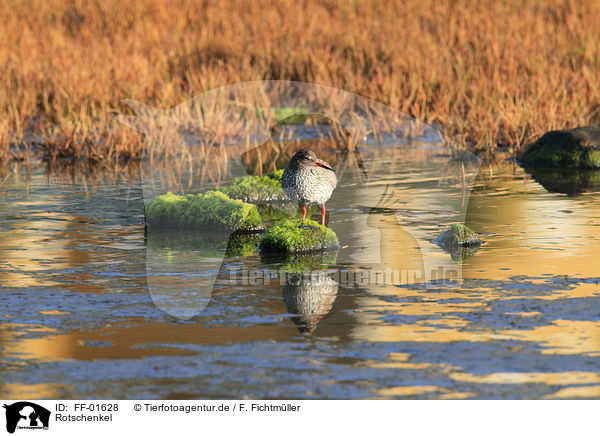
[292,148,317,164]
[292,149,334,171]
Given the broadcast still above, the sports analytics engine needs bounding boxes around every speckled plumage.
[281,149,337,207]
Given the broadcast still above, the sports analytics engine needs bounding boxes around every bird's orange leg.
[302,204,307,220]
[321,204,326,226]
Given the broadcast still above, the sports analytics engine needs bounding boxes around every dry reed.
[1,0,599,165]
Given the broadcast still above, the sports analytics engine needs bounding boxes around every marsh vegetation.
[1,0,599,165]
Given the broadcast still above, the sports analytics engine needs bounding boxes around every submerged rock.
[259,219,339,253]
[220,170,287,203]
[519,126,600,168]
[434,223,482,262]
[144,191,263,231]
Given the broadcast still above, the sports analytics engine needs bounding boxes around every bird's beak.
[314,161,335,172]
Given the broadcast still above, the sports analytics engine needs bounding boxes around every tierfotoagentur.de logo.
[3,402,50,434]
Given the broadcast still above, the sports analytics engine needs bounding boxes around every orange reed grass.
[0,0,599,165]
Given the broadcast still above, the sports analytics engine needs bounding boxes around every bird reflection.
[282,271,338,334]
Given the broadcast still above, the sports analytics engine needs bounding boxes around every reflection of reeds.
[0,160,142,196]
[2,0,598,166]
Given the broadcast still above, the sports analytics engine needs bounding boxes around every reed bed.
[1,0,599,166]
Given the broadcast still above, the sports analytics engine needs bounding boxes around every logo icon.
[3,402,50,434]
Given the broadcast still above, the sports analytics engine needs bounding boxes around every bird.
[281,149,337,226]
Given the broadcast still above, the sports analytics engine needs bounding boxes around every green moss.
[259,219,339,253]
[220,170,286,203]
[434,223,481,262]
[435,223,481,247]
[519,127,600,168]
[144,191,263,231]
[256,107,317,125]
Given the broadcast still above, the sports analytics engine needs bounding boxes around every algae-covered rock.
[435,223,481,247]
[259,219,339,253]
[434,223,482,262]
[220,170,286,203]
[144,191,263,231]
[519,127,600,168]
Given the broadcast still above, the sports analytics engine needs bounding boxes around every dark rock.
[519,126,600,168]
[434,223,482,262]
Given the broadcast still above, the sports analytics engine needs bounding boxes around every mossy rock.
[259,219,339,253]
[519,126,600,168]
[220,170,286,203]
[435,223,481,247]
[434,223,482,262]
[144,191,263,231]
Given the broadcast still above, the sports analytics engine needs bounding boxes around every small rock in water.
[435,223,481,247]
[259,219,339,253]
[434,223,482,262]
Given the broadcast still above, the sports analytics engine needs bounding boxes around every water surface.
[1,159,599,399]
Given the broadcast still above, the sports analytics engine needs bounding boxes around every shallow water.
[1,157,599,399]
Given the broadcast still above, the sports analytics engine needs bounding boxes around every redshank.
[281,149,337,225]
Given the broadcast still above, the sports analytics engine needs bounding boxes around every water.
[1,158,599,399]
